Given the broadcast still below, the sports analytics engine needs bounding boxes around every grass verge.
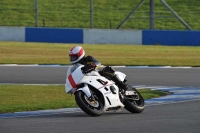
[0,42,200,66]
[0,85,168,113]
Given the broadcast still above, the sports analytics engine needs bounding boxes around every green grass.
[0,42,200,66]
[0,0,200,30]
[0,85,167,113]
[0,85,76,113]
[138,89,171,100]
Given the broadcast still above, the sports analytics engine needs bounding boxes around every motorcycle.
[65,63,145,116]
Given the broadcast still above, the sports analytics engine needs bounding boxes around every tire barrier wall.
[0,27,200,46]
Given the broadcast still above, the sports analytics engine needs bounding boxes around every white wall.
[83,29,142,44]
[0,27,25,42]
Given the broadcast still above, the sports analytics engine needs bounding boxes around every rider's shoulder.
[70,63,84,72]
[85,55,94,59]
[85,55,97,60]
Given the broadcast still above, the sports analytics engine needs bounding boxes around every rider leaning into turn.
[68,46,128,92]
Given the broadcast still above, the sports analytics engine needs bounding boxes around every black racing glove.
[81,64,96,74]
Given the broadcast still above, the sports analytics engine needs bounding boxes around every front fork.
[76,83,95,100]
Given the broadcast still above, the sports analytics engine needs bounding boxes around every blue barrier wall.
[143,30,200,46]
[1,27,200,46]
[25,28,83,43]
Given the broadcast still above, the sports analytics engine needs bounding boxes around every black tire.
[75,90,104,116]
[123,85,145,113]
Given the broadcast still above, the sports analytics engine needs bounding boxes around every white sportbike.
[65,64,145,116]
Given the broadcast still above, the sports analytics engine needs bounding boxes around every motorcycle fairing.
[79,76,124,111]
[65,64,85,93]
[115,71,126,81]
[65,65,125,111]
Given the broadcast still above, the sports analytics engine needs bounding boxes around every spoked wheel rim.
[123,85,145,113]
[75,90,104,116]
[125,85,145,107]
[84,95,99,108]
[131,100,137,105]
[127,93,144,107]
[131,98,144,106]
[81,92,102,111]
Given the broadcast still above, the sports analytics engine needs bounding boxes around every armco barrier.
[143,30,200,46]
[25,28,83,43]
[0,27,200,46]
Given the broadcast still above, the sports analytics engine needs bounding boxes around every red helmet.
[69,46,85,64]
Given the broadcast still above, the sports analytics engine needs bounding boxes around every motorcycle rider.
[69,46,128,92]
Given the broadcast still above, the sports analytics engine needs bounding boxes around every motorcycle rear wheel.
[75,90,104,116]
[123,85,145,113]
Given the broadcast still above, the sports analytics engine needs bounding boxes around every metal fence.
[0,0,200,30]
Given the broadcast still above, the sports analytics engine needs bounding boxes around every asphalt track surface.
[0,66,200,87]
[1,66,200,133]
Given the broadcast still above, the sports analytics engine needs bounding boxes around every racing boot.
[98,68,128,93]
[112,74,129,93]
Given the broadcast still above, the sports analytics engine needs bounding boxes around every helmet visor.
[69,54,78,62]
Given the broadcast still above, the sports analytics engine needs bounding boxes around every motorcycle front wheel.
[123,85,145,113]
[75,90,104,116]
